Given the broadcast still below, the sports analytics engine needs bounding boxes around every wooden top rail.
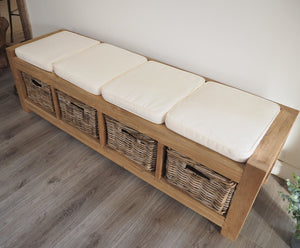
[248,105,298,173]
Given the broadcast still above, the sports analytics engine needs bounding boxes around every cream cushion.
[102,61,205,124]
[53,43,147,95]
[15,31,99,72]
[165,82,280,162]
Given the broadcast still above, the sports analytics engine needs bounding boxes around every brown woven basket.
[22,72,55,114]
[105,115,157,171]
[57,90,99,139]
[165,148,237,215]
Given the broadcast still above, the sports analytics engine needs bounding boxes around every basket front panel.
[105,115,157,171]
[22,72,55,114]
[166,148,237,215]
[57,90,98,139]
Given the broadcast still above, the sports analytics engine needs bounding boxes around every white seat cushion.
[102,61,205,124]
[53,43,147,95]
[15,31,99,72]
[165,82,280,162]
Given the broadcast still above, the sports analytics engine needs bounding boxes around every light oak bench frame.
[7,29,299,241]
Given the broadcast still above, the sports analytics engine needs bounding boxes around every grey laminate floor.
[0,67,294,248]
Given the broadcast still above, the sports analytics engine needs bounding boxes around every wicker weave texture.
[22,72,55,114]
[105,115,157,171]
[57,90,99,139]
[166,148,237,215]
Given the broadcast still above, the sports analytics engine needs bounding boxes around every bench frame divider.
[155,142,165,180]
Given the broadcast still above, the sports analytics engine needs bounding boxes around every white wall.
[25,0,300,179]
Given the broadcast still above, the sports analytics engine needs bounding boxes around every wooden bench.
[7,29,299,241]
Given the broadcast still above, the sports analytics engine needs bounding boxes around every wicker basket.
[165,148,237,215]
[22,72,55,114]
[105,115,157,171]
[56,90,99,139]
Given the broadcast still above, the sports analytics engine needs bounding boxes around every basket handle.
[121,128,136,140]
[71,102,84,112]
[121,128,144,145]
[185,164,210,180]
[70,101,85,117]
[31,79,42,87]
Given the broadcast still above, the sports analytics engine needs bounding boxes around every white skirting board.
[273,115,300,180]
[272,160,300,180]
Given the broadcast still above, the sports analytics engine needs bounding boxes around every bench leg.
[6,48,31,113]
[221,164,266,240]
